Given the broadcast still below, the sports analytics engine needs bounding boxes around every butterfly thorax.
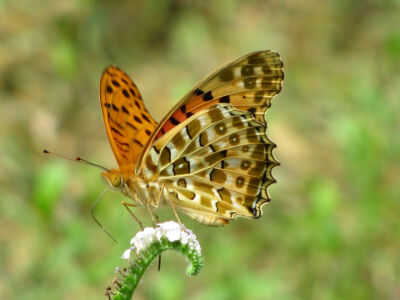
[101,168,162,207]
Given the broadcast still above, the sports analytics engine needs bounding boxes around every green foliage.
[0,0,399,299]
[32,162,69,219]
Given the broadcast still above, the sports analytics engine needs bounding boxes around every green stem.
[111,237,203,300]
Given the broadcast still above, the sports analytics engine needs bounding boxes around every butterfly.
[100,50,284,226]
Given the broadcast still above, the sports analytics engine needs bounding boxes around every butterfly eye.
[101,172,123,189]
[111,174,124,188]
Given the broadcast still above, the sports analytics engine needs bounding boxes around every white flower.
[160,221,181,231]
[165,229,181,242]
[130,227,156,251]
[121,221,201,260]
[121,247,133,259]
[180,232,189,244]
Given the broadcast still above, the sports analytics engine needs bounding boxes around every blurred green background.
[1,0,399,299]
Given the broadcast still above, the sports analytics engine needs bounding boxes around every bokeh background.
[1,0,399,299]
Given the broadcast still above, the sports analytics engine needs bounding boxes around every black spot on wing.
[248,107,256,115]
[153,145,160,154]
[219,95,230,103]
[134,115,143,124]
[193,88,204,95]
[126,121,138,130]
[141,113,151,123]
[170,116,180,125]
[122,105,129,114]
[111,127,123,137]
[122,89,130,98]
[115,122,124,129]
[133,139,144,147]
[112,104,119,112]
[203,91,213,101]
[185,126,193,139]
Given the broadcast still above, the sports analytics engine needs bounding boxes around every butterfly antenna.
[43,149,110,172]
[91,188,118,244]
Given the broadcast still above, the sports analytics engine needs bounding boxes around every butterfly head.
[101,169,124,190]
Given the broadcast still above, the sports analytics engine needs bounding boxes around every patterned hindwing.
[142,104,279,225]
[100,66,157,169]
[155,50,283,139]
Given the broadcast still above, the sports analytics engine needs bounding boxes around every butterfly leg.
[141,203,164,272]
[168,196,183,226]
[160,184,185,228]
[133,182,163,271]
[153,210,162,272]
[144,203,162,272]
[154,213,160,224]
[144,202,157,227]
[133,182,158,227]
[153,183,165,207]
[122,201,144,230]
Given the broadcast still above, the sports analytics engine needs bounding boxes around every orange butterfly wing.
[100,66,157,170]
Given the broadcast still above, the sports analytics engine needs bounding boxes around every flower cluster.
[122,221,201,259]
[110,221,203,299]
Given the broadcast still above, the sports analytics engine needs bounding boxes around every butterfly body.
[100,51,284,226]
